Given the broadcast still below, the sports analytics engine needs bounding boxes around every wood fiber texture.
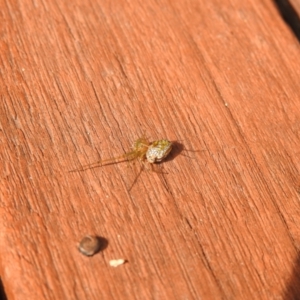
[0,0,300,299]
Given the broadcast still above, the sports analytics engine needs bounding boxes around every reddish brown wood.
[0,0,300,299]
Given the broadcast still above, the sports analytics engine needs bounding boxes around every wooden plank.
[0,0,299,299]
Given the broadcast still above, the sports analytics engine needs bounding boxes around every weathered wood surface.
[0,0,299,299]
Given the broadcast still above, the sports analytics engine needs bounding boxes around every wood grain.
[0,0,299,299]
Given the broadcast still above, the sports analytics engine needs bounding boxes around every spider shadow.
[161,140,202,163]
[283,252,300,300]
[272,0,300,41]
[0,278,7,300]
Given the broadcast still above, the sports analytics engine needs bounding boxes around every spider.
[69,136,172,172]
